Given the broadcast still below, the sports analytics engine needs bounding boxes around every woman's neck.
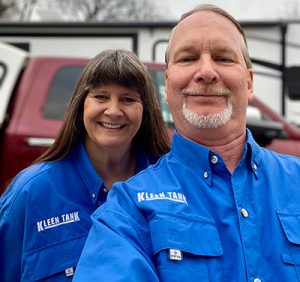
[85,140,136,189]
[97,152,136,189]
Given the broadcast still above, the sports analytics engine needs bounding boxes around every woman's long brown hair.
[33,49,170,164]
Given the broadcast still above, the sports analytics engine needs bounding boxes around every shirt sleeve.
[73,183,159,282]
[0,184,27,282]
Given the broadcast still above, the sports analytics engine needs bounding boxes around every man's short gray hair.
[165,4,252,69]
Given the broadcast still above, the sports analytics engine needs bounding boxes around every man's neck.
[208,131,246,174]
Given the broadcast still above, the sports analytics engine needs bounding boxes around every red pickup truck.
[1,42,300,194]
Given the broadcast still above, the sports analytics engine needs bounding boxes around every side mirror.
[246,118,287,146]
[286,66,300,100]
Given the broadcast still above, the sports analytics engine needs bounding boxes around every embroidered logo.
[36,211,80,232]
[137,192,188,205]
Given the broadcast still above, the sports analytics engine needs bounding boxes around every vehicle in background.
[1,42,300,194]
[1,20,300,126]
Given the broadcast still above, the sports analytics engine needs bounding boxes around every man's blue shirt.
[0,140,154,281]
[74,130,300,282]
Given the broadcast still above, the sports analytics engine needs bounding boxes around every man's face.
[165,11,253,143]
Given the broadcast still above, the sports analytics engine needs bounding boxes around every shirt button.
[252,162,257,170]
[211,155,218,164]
[103,188,108,194]
[254,278,261,282]
[203,171,209,178]
[241,208,249,218]
[91,193,96,199]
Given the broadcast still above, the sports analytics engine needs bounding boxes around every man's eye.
[215,56,233,63]
[178,57,195,63]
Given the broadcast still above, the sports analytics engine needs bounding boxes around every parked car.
[0,42,299,194]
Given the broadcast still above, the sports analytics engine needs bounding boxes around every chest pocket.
[149,213,223,282]
[24,234,87,281]
[278,213,300,277]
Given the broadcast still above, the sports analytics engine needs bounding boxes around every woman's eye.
[121,97,136,103]
[94,95,108,102]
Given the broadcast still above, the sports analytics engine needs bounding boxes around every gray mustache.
[182,86,231,97]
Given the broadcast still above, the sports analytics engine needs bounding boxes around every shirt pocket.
[278,213,300,277]
[149,213,223,282]
[24,234,87,281]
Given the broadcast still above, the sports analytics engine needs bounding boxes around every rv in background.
[0,21,300,125]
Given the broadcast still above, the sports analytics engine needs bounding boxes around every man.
[74,4,300,282]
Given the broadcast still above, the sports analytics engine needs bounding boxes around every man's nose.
[193,58,219,83]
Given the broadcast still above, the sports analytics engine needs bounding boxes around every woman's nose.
[104,100,123,117]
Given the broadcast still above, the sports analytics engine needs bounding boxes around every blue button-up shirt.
[74,130,300,282]
[0,140,154,281]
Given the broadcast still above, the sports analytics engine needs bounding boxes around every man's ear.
[165,71,168,102]
[247,68,254,101]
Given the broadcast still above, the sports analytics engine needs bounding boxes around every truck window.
[0,62,7,87]
[44,66,84,120]
[150,70,173,125]
[286,66,300,100]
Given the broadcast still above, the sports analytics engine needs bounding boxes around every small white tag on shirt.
[65,267,74,277]
[169,249,183,261]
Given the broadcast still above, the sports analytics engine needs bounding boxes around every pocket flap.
[278,213,300,245]
[25,235,87,280]
[149,213,223,257]
[282,253,300,265]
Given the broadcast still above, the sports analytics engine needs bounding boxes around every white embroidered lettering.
[36,211,81,232]
[37,221,44,232]
[137,191,188,205]
[137,192,145,202]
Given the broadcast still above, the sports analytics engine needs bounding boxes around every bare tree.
[19,0,37,20]
[0,0,39,20]
[48,0,165,21]
[0,0,17,18]
[0,0,166,21]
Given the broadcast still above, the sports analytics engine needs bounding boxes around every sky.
[30,0,300,22]
[155,0,300,21]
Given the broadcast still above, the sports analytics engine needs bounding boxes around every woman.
[0,49,170,281]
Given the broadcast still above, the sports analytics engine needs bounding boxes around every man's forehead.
[176,10,238,34]
[169,11,243,51]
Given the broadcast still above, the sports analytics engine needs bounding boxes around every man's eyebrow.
[171,45,197,59]
[212,46,235,53]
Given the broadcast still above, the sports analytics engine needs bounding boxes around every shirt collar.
[70,140,104,205]
[135,146,157,173]
[245,128,263,178]
[171,129,263,181]
[70,141,155,205]
[171,131,212,185]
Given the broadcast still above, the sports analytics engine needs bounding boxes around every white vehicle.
[0,20,299,126]
[242,21,300,126]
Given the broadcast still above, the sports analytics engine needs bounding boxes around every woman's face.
[83,83,143,154]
